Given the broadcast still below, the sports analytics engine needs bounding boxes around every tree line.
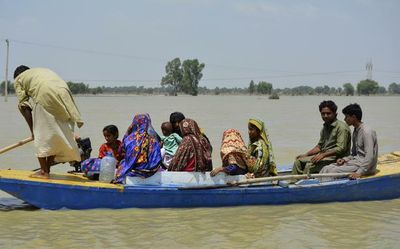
[2,80,399,96]
[0,81,103,95]
[1,57,400,97]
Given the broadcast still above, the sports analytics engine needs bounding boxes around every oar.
[0,137,33,155]
[179,172,351,190]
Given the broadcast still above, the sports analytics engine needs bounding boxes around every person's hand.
[349,172,361,180]
[126,124,133,135]
[74,133,81,141]
[296,154,307,159]
[311,153,324,163]
[210,167,223,177]
[336,158,345,166]
[245,173,255,179]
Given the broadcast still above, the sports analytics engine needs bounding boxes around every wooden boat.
[0,151,399,210]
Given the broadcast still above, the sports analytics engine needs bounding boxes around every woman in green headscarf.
[247,118,278,177]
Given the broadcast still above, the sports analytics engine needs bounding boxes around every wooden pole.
[179,172,351,190]
[0,137,33,155]
[228,173,351,186]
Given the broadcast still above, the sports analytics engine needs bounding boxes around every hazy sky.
[1,0,399,88]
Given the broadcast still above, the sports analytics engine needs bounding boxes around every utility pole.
[366,59,373,80]
[4,39,10,102]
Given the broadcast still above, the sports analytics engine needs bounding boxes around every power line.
[375,70,400,74]
[10,39,166,63]
[7,38,350,74]
[4,38,399,83]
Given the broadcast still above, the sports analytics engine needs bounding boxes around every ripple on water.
[0,200,400,248]
[0,197,38,211]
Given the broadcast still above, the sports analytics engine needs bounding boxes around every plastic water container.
[99,152,117,183]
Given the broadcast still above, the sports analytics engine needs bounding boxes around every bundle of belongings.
[69,137,92,172]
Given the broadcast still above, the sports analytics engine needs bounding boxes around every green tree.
[337,87,343,95]
[357,79,379,95]
[181,59,205,96]
[314,86,324,95]
[343,83,354,96]
[388,82,400,94]
[291,86,314,95]
[91,86,103,95]
[67,82,89,94]
[248,80,256,95]
[161,58,183,96]
[0,81,14,95]
[257,81,273,94]
[377,86,387,94]
[322,85,330,95]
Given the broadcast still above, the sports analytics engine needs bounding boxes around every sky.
[0,0,399,88]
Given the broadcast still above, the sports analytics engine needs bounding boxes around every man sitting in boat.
[291,100,351,175]
[320,103,378,179]
[13,65,84,179]
[169,119,213,172]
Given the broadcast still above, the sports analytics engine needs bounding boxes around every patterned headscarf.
[248,118,277,168]
[115,113,161,182]
[220,129,249,170]
[169,119,212,172]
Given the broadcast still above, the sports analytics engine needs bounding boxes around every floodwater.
[0,95,399,248]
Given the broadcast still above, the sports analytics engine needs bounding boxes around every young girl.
[98,125,123,160]
[81,125,122,178]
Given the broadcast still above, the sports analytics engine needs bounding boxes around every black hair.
[161,121,172,129]
[14,65,30,79]
[319,100,337,113]
[103,125,119,138]
[342,103,362,121]
[169,112,185,124]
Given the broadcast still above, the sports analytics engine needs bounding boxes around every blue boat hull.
[1,174,400,210]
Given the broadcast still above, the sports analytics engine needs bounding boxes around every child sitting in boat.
[160,122,182,169]
[81,125,122,179]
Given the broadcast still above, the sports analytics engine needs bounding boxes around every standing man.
[13,65,84,178]
[320,104,378,179]
[291,100,351,175]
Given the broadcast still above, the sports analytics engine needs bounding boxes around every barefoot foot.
[30,170,50,179]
